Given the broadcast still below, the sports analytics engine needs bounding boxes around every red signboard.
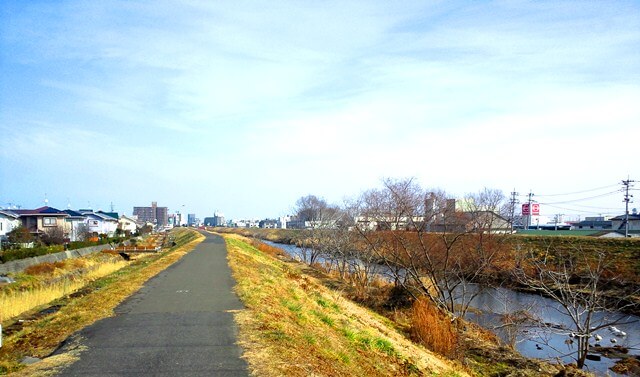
[522,203,540,215]
[532,203,540,215]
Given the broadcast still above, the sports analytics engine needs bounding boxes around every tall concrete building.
[133,201,168,228]
[187,213,197,226]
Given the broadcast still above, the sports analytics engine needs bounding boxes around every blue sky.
[1,1,639,220]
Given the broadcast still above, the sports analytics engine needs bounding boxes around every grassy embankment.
[216,228,598,376]
[0,228,204,375]
[222,232,468,376]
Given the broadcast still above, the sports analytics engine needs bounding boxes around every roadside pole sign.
[532,203,540,215]
[522,203,540,216]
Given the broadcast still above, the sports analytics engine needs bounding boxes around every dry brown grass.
[245,238,288,258]
[223,233,469,377]
[411,298,460,358]
[1,258,128,323]
[0,228,204,374]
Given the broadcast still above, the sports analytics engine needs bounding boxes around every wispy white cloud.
[1,0,639,217]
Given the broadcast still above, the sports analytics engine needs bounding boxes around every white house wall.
[0,217,21,238]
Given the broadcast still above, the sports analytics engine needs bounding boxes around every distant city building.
[133,202,168,228]
[278,216,290,229]
[187,213,197,226]
[259,219,278,229]
[204,212,225,227]
[167,213,177,228]
[230,219,259,228]
[174,212,185,226]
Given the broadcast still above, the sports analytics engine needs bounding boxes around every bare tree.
[514,246,638,369]
[292,195,342,265]
[76,223,91,241]
[354,180,510,318]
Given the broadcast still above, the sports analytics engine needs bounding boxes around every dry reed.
[411,297,459,358]
[0,259,127,322]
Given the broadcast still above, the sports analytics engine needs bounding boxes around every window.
[43,217,57,227]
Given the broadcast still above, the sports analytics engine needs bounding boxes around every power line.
[534,184,620,197]
[538,190,620,205]
[542,203,618,215]
[562,203,621,211]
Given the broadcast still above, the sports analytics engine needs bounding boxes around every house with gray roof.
[11,206,69,238]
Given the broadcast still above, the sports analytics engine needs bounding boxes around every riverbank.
[212,227,640,315]
[219,232,581,376]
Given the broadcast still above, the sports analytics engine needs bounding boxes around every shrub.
[7,226,33,244]
[41,227,66,246]
[0,245,64,263]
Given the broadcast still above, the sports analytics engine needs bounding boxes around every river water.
[265,241,640,376]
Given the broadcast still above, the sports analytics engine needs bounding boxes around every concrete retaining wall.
[0,244,114,274]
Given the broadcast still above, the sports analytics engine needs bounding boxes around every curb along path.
[56,232,248,376]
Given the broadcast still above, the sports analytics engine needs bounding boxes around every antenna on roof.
[44,193,49,206]
[67,197,71,209]
[110,202,115,212]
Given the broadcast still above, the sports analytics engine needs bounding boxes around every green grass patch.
[312,310,335,327]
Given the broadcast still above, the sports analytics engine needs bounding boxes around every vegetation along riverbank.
[216,225,639,375]
[218,231,585,376]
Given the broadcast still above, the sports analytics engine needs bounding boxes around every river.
[265,241,640,376]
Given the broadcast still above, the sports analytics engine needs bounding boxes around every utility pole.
[622,178,635,237]
[527,191,534,230]
[510,189,519,233]
[554,213,564,231]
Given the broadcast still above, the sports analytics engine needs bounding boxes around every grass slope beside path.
[0,229,205,376]
[223,233,468,377]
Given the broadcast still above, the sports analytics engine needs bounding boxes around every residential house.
[81,210,118,237]
[118,215,140,235]
[0,209,21,244]
[63,210,88,242]
[11,206,69,238]
[610,214,640,232]
[97,211,119,221]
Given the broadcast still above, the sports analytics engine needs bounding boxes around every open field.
[0,228,204,375]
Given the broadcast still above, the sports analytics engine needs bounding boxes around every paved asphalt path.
[55,232,248,376]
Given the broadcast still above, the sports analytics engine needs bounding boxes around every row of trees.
[293,178,511,316]
[291,178,638,369]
